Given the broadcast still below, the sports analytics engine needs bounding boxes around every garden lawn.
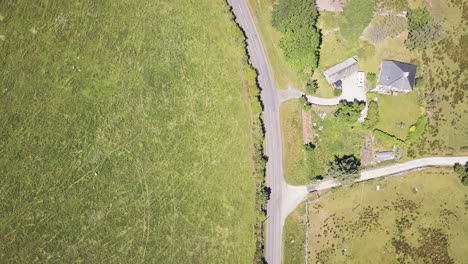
[281,102,365,185]
[0,0,257,263]
[306,169,468,263]
[374,92,421,140]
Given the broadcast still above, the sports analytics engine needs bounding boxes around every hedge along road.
[226,1,468,263]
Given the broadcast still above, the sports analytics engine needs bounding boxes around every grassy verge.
[247,0,303,90]
[308,169,468,263]
[283,201,307,264]
[0,0,260,262]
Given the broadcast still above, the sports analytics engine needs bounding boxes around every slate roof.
[323,57,358,84]
[377,60,417,92]
[375,151,395,163]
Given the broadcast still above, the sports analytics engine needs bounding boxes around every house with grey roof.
[375,151,395,163]
[376,60,417,94]
[323,57,358,89]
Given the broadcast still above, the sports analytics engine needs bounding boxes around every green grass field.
[0,0,258,262]
[284,169,468,263]
[374,92,421,140]
[283,201,306,264]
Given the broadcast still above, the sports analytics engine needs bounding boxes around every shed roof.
[375,151,395,163]
[377,60,416,92]
[323,57,358,84]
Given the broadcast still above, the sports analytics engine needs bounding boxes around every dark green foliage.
[272,0,319,32]
[303,102,312,111]
[406,116,428,143]
[306,79,319,94]
[299,95,308,105]
[415,77,425,88]
[405,9,441,51]
[280,26,320,69]
[327,155,361,185]
[453,162,468,186]
[340,0,374,41]
[365,100,379,129]
[272,0,321,71]
[336,100,366,123]
[366,72,376,81]
[333,89,343,97]
[303,143,316,151]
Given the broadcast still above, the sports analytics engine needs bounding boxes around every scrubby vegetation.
[0,0,263,263]
[272,0,321,72]
[365,100,380,129]
[340,0,374,41]
[406,116,428,143]
[405,8,441,51]
[297,169,468,263]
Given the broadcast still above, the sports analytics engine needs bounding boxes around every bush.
[406,116,428,143]
[415,77,425,88]
[336,100,365,123]
[299,95,308,105]
[453,162,468,186]
[365,100,379,128]
[272,0,319,32]
[333,88,343,97]
[306,80,319,94]
[340,0,374,41]
[303,102,312,111]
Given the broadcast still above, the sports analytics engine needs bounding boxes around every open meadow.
[0,0,259,262]
[284,169,468,263]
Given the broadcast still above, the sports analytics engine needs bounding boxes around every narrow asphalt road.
[226,1,290,263]
[226,1,468,263]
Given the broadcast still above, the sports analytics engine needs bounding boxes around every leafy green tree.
[327,155,361,185]
[272,0,319,32]
[279,26,320,70]
[336,100,365,123]
[453,162,468,186]
[365,100,379,128]
[303,102,312,111]
[340,0,374,41]
[306,80,319,94]
[272,0,321,71]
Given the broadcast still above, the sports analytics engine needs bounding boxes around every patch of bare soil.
[360,134,374,167]
[302,110,314,144]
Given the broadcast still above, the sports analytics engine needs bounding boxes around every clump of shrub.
[453,162,468,186]
[405,9,441,51]
[365,100,379,128]
[306,79,319,94]
[336,99,365,122]
[406,116,428,143]
[366,72,377,88]
[298,95,312,110]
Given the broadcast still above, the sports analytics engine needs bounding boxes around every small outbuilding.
[323,57,358,89]
[375,151,395,163]
[376,60,417,94]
